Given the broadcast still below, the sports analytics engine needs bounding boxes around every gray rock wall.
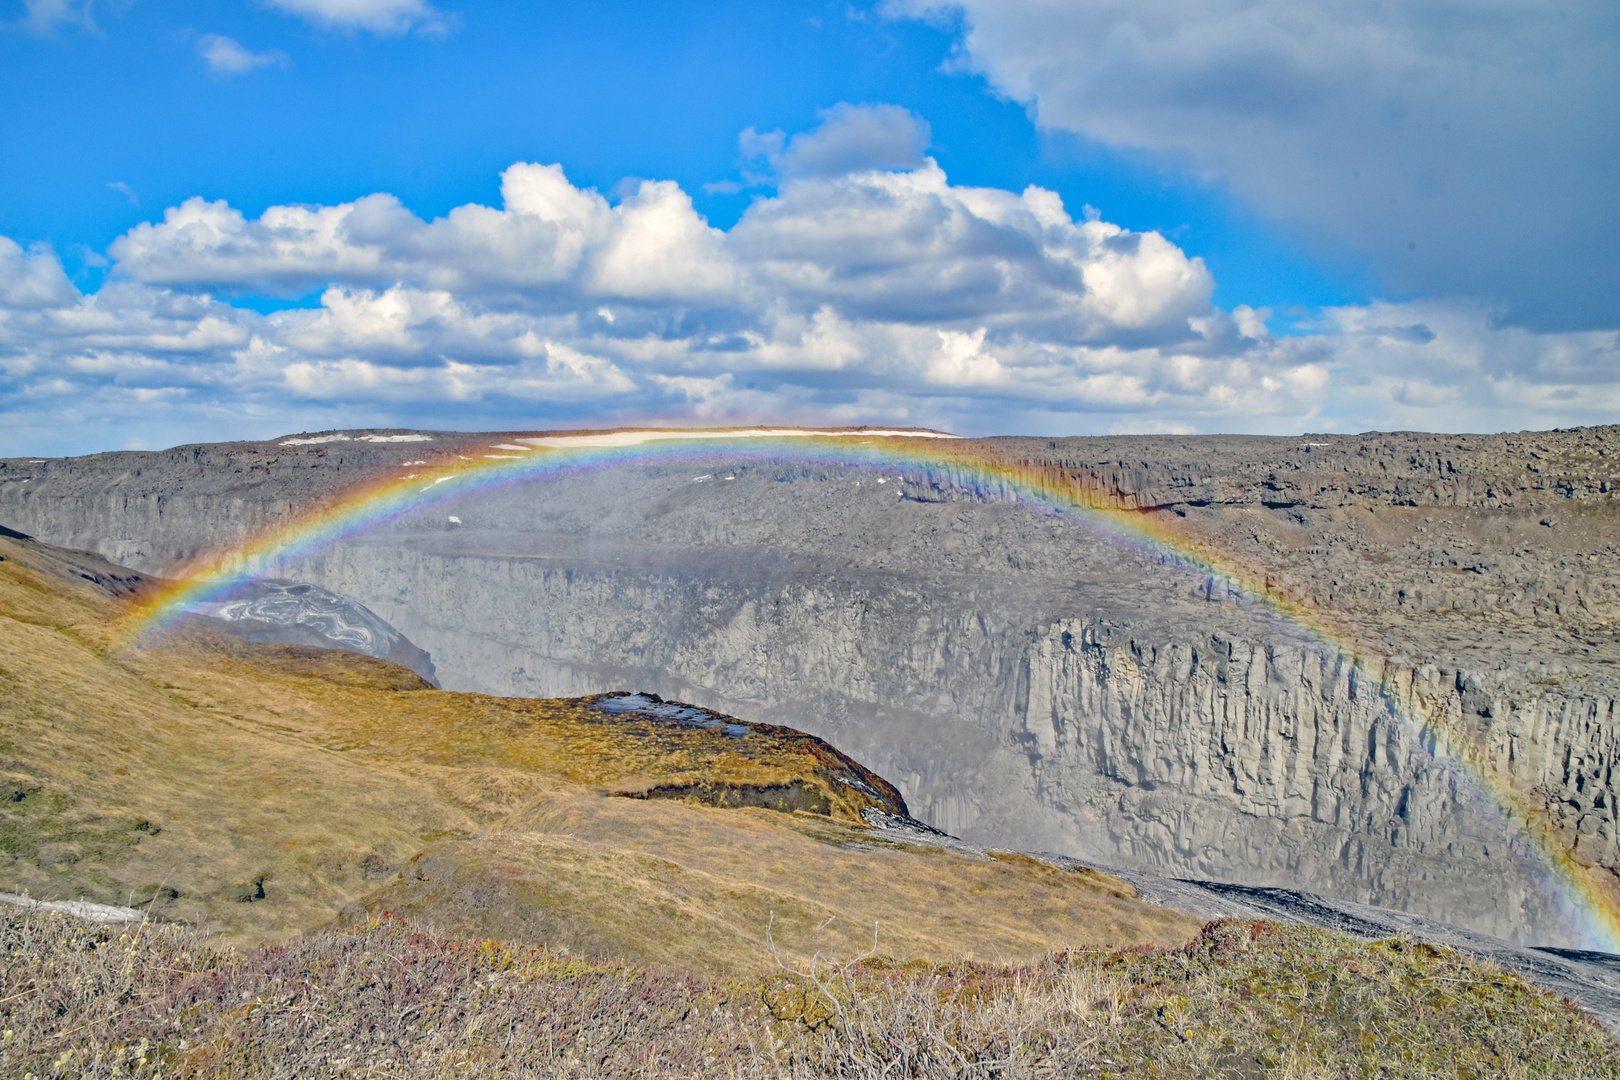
[284,531,1608,945]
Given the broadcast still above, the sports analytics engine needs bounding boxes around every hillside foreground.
[2,530,1617,1076]
[0,531,1192,967]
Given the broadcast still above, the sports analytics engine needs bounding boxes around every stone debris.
[0,891,145,924]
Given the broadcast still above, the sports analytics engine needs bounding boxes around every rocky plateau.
[3,425,1617,951]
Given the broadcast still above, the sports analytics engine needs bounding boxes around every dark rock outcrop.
[178,578,439,687]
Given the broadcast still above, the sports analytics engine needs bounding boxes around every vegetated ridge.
[6,897,1618,1077]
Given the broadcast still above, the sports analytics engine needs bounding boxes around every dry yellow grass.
[9,911,1616,1079]
[0,533,1199,974]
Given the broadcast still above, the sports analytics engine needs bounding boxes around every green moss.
[1068,921,1618,1078]
[633,780,834,815]
[0,784,145,898]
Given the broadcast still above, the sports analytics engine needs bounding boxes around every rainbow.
[123,427,1620,952]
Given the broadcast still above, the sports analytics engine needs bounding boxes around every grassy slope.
[0,533,1198,974]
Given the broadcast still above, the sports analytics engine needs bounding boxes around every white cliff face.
[2,429,1618,947]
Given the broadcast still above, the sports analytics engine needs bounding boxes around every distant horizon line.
[9,420,1620,460]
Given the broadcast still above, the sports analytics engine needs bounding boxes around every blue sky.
[1,0,1615,454]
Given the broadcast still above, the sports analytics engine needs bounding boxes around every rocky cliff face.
[3,427,1617,947]
[178,578,440,687]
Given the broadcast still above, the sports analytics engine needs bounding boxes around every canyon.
[3,426,1617,949]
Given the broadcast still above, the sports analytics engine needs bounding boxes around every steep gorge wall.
[1015,624,1619,936]
[287,534,1615,945]
[976,427,1620,511]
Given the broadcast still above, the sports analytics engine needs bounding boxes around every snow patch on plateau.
[279,433,433,446]
[518,427,959,449]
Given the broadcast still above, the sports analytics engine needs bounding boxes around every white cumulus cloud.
[0,239,80,309]
[3,105,1617,455]
[265,0,451,36]
[889,0,1620,331]
[197,34,289,76]
[743,103,933,181]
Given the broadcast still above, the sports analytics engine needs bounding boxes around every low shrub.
[2,910,1614,1079]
